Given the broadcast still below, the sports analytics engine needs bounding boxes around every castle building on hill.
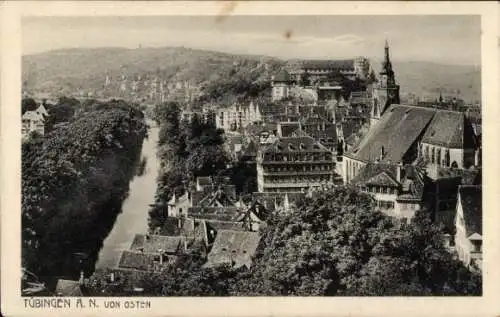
[270,57,370,102]
[370,40,400,127]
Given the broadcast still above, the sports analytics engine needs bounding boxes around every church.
[343,41,480,185]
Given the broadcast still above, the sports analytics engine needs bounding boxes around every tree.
[237,187,481,296]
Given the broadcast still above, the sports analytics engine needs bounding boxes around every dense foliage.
[148,102,229,231]
[139,187,481,296]
[22,99,147,289]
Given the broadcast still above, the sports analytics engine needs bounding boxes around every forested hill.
[22,99,147,293]
[23,46,480,103]
[22,47,284,100]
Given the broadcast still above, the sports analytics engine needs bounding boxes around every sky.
[22,15,481,66]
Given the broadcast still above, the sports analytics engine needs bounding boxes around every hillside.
[22,47,481,103]
[375,61,481,103]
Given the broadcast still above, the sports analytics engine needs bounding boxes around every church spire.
[381,39,393,76]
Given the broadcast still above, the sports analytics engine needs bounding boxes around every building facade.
[454,185,482,272]
[256,135,336,192]
[215,102,262,131]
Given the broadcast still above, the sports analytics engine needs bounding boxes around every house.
[271,69,292,101]
[454,185,482,272]
[168,177,237,217]
[351,162,429,220]
[22,110,46,138]
[256,135,336,193]
[203,230,261,269]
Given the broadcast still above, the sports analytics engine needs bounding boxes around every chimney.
[110,272,115,283]
[396,162,403,183]
[380,146,385,161]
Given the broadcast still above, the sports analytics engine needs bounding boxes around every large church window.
[437,148,441,166]
[445,150,450,167]
[431,148,435,164]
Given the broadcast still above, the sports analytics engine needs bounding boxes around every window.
[431,147,435,164]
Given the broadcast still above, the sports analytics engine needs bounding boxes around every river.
[95,120,160,269]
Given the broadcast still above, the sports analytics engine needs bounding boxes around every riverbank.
[95,121,160,269]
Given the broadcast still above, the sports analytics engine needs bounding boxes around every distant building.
[454,185,482,272]
[215,102,262,131]
[256,134,336,192]
[271,69,292,101]
[22,108,47,138]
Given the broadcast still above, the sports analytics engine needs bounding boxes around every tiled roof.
[204,230,261,269]
[206,220,247,232]
[244,123,277,137]
[55,279,83,296]
[351,163,398,186]
[346,105,435,163]
[422,110,478,149]
[262,135,332,154]
[459,185,482,237]
[130,234,181,254]
[188,206,243,221]
[161,217,182,236]
[117,251,160,271]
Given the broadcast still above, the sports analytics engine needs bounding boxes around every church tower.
[370,40,400,126]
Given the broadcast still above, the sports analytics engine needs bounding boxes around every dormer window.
[299,143,305,150]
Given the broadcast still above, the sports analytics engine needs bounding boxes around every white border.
[1,2,499,317]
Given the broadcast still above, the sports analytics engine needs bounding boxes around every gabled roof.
[458,185,482,237]
[55,279,83,296]
[130,234,181,254]
[351,163,398,186]
[118,251,163,271]
[204,230,261,269]
[422,110,477,149]
[346,105,435,163]
[364,171,400,187]
[22,110,45,122]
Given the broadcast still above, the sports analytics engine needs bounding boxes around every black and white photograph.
[2,1,499,316]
